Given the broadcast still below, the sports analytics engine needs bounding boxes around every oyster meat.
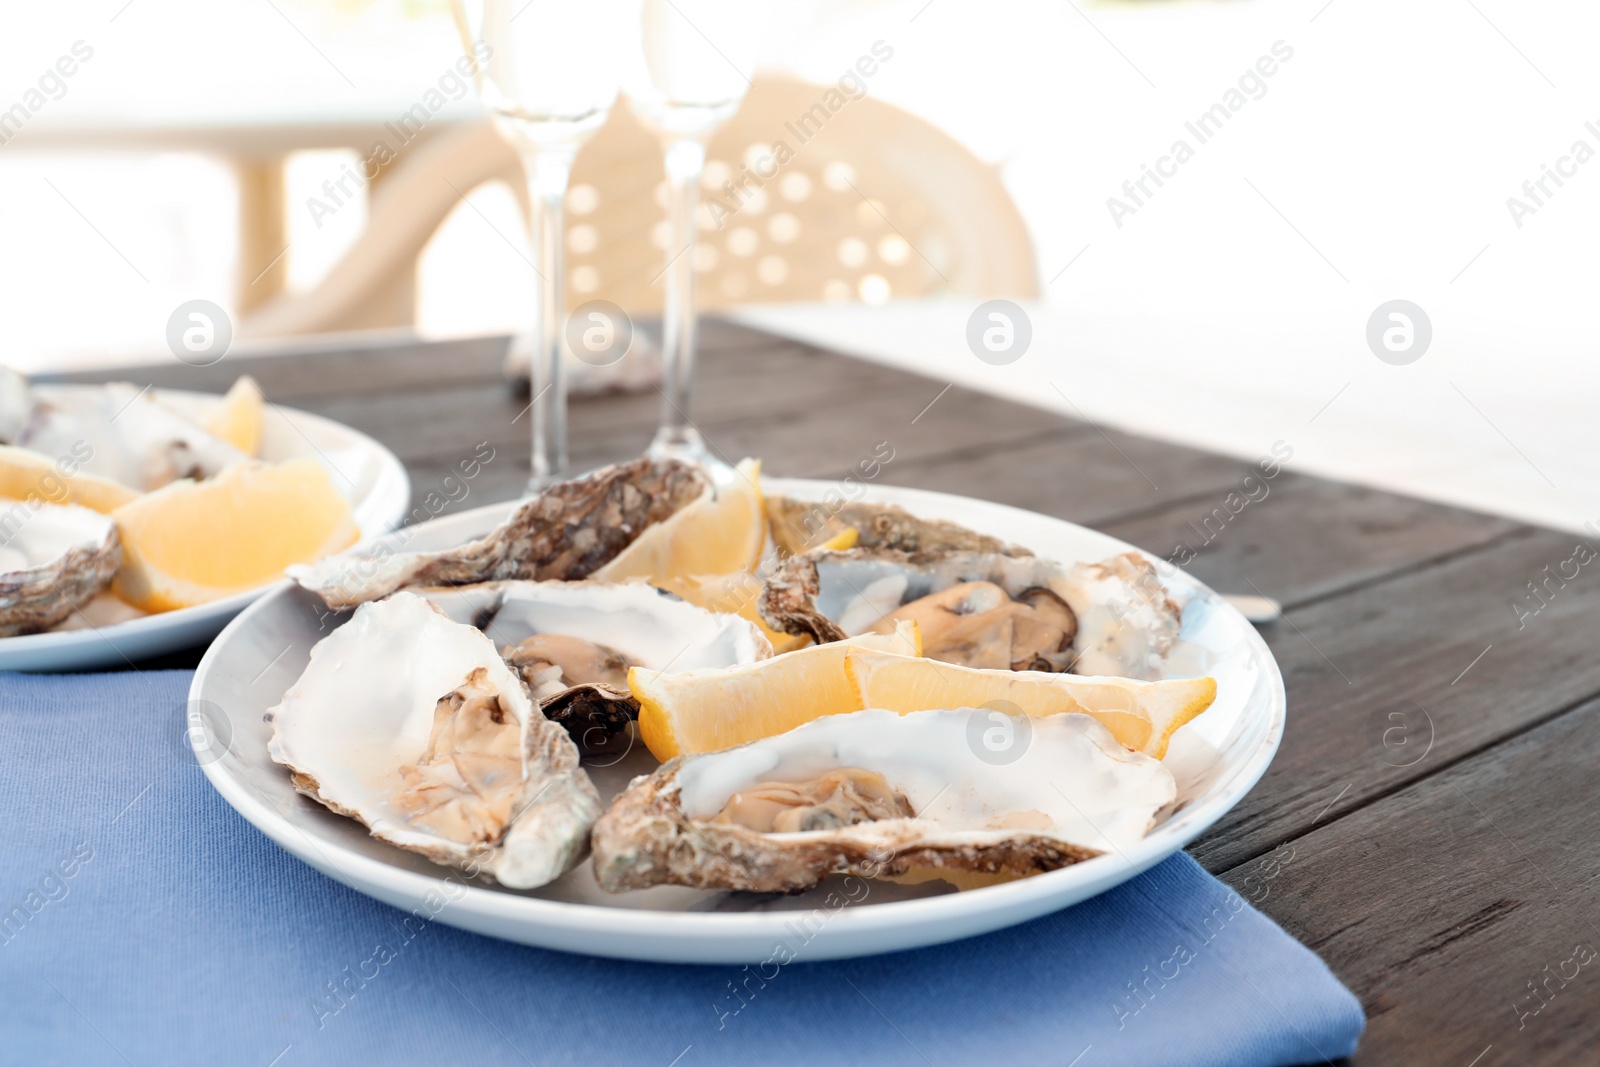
[419,579,771,743]
[591,706,1176,893]
[0,502,121,636]
[860,580,1078,672]
[268,591,601,889]
[291,457,709,609]
[761,503,1183,679]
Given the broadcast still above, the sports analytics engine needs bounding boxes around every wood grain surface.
[76,320,1595,1066]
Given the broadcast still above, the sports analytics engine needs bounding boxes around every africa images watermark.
[1090,441,1293,636]
[695,440,897,623]
[310,843,496,1029]
[1504,120,1600,229]
[1510,525,1600,630]
[0,840,95,947]
[1106,40,1295,229]
[704,40,895,229]
[1512,941,1596,1031]
[0,40,94,147]
[308,441,497,627]
[1166,440,1294,568]
[0,440,98,547]
[305,40,493,229]
[711,857,887,1030]
[1111,887,1249,1030]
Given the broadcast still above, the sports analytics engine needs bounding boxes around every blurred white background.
[2,0,1597,531]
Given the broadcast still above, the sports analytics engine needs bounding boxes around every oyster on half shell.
[290,457,709,609]
[268,591,601,889]
[761,547,1183,680]
[759,498,1183,680]
[591,707,1175,893]
[6,379,247,491]
[0,502,121,636]
[418,579,771,744]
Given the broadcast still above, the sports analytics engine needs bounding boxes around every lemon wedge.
[845,649,1217,759]
[597,458,764,584]
[111,458,359,612]
[203,376,264,456]
[0,446,139,513]
[631,620,920,761]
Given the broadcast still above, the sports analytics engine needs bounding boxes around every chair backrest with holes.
[565,74,1038,312]
[241,74,1037,339]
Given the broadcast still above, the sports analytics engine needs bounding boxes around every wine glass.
[628,0,766,468]
[451,0,626,490]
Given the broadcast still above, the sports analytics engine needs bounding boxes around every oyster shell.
[418,579,771,744]
[0,502,121,636]
[267,591,601,889]
[760,506,1182,679]
[591,707,1175,893]
[291,457,709,609]
[766,494,1026,559]
[8,380,247,491]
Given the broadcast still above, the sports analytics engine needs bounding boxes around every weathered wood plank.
[242,341,991,465]
[874,423,1262,527]
[1100,473,1522,608]
[374,378,1086,505]
[52,319,839,402]
[1189,526,1600,872]
[1219,695,1600,1065]
[54,332,510,400]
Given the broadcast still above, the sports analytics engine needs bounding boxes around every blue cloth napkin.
[1,671,1363,1066]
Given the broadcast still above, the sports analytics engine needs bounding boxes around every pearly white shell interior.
[266,591,535,854]
[425,579,770,670]
[0,502,113,574]
[26,383,246,491]
[671,707,1176,855]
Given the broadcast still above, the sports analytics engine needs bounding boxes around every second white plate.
[0,386,410,671]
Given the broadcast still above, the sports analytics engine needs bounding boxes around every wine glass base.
[646,431,732,478]
[524,473,564,497]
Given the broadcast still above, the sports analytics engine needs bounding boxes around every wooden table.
[73,322,1599,1066]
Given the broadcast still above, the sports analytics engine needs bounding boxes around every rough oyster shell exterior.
[0,502,121,636]
[292,457,709,609]
[766,494,1028,559]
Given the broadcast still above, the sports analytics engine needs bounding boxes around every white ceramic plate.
[191,479,1284,964]
[0,386,410,672]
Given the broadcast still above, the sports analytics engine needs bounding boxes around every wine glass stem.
[652,136,707,458]
[522,146,574,490]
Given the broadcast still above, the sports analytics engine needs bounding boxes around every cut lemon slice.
[816,527,858,552]
[203,376,264,456]
[0,445,139,513]
[597,458,764,584]
[112,458,359,612]
[845,649,1217,759]
[632,620,920,761]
